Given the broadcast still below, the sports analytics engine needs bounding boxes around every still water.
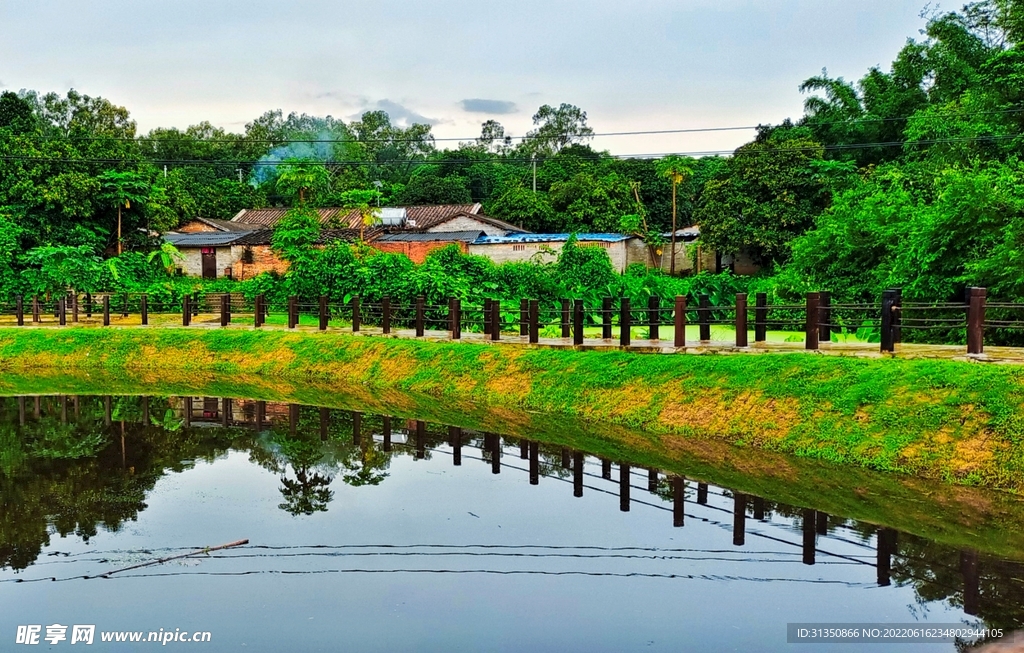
[1,395,1021,652]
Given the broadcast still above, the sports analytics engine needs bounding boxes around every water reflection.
[1,395,1023,642]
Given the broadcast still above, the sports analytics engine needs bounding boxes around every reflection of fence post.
[674,296,686,347]
[318,295,328,331]
[818,291,831,343]
[352,295,361,333]
[416,421,426,459]
[880,290,896,353]
[319,407,329,441]
[805,292,820,350]
[733,493,746,546]
[967,287,986,355]
[602,297,613,339]
[141,294,148,325]
[352,411,362,446]
[560,299,570,338]
[620,298,631,347]
[104,295,111,326]
[698,294,710,341]
[961,549,980,616]
[528,300,539,344]
[520,299,529,337]
[876,528,895,587]
[573,299,584,346]
[672,476,684,527]
[382,296,391,334]
[754,293,767,343]
[647,469,658,492]
[648,296,660,340]
[697,482,708,504]
[383,417,393,452]
[619,463,630,512]
[416,296,425,337]
[573,451,584,497]
[450,425,461,465]
[802,509,816,565]
[490,300,501,341]
[735,293,748,347]
[15,296,23,326]
[529,441,539,485]
[601,458,612,479]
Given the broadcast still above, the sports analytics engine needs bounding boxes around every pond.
[1,395,1021,651]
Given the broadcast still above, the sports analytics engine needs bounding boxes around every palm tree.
[275,159,330,205]
[98,171,150,255]
[656,156,696,275]
[339,189,383,240]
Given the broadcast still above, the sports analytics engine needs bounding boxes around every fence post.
[415,296,425,336]
[483,298,492,336]
[893,288,902,345]
[122,293,129,318]
[754,293,767,343]
[529,299,539,344]
[351,295,361,332]
[560,299,570,338]
[32,296,39,323]
[453,298,462,340]
[72,293,79,322]
[15,295,23,326]
[967,287,987,355]
[818,291,831,344]
[140,294,148,325]
[85,292,92,318]
[318,295,328,331]
[103,295,111,326]
[288,296,297,329]
[674,296,686,347]
[620,297,631,347]
[382,296,392,334]
[491,300,501,341]
[648,296,660,340]
[448,298,456,337]
[573,299,584,346]
[805,292,820,350]
[698,294,710,341]
[254,295,263,327]
[602,297,612,339]
[736,293,748,347]
[182,294,190,327]
[880,290,896,353]
[58,297,66,325]
[520,299,529,337]
[220,294,230,327]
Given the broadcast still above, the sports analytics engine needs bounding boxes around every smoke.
[250,130,338,186]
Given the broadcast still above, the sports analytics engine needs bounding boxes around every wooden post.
[818,291,831,343]
[754,293,767,343]
[383,417,393,452]
[753,497,765,520]
[382,296,392,334]
[961,549,980,616]
[415,421,425,459]
[733,493,747,546]
[620,298,631,347]
[529,440,539,485]
[72,293,79,322]
[528,300,539,344]
[602,297,613,339]
[184,397,194,429]
[289,403,298,436]
[483,298,492,336]
[103,295,111,326]
[601,458,612,479]
[450,425,461,465]
[520,439,528,459]
[572,299,584,346]
[647,469,658,492]
[319,295,328,331]
[698,294,710,341]
[967,287,986,355]
[520,299,529,337]
[573,451,584,497]
[647,296,660,340]
[619,463,630,512]
[288,296,297,329]
[452,299,461,340]
[490,434,501,475]
[416,296,425,337]
[560,299,570,338]
[223,398,232,428]
[802,508,816,566]
[672,476,685,527]
[15,296,23,326]
[697,482,708,504]
[674,295,686,347]
[253,400,263,433]
[253,295,262,328]
[490,299,501,341]
[805,292,820,350]
[182,295,191,326]
[59,297,66,325]
[735,293,748,347]
[318,407,329,441]
[816,510,828,536]
[876,528,895,587]
[122,293,129,318]
[140,294,148,325]
[85,293,92,318]
[351,295,361,332]
[220,294,229,327]
[104,396,112,426]
[32,296,40,323]
[880,289,897,353]
[561,447,571,468]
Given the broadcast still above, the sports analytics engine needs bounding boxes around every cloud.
[368,99,439,126]
[460,98,518,114]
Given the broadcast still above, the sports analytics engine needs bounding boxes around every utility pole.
[532,154,537,194]
[236,169,243,183]
[163,164,167,179]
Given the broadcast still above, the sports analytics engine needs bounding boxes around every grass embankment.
[1,326,1024,557]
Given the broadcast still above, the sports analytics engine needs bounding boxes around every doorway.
[201,248,217,279]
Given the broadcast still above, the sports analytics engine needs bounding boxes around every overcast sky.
[1,0,929,154]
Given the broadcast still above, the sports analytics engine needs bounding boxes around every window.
[512,244,526,251]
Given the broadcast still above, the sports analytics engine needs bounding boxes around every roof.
[164,232,249,247]
[230,204,483,230]
[473,233,635,245]
[428,211,529,234]
[378,231,485,243]
[230,229,367,247]
[189,216,257,233]
[661,226,701,240]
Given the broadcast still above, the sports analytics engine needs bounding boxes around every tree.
[271,206,322,260]
[487,184,555,232]
[338,189,382,241]
[275,159,331,205]
[397,174,472,205]
[97,171,150,255]
[522,103,594,156]
[656,156,696,274]
[0,92,35,133]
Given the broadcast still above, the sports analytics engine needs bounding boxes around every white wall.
[177,246,244,278]
[426,215,509,236]
[468,239,634,272]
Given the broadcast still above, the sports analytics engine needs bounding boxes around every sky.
[0,0,929,155]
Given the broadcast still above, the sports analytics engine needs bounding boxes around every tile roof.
[191,216,257,233]
[231,204,483,229]
[377,231,485,243]
[473,233,635,245]
[164,232,249,247]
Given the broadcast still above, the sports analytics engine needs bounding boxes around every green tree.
[656,156,696,274]
[97,171,150,255]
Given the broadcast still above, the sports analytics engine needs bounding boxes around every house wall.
[425,215,509,236]
[177,245,288,279]
[369,241,468,263]
[177,220,219,234]
[467,240,633,272]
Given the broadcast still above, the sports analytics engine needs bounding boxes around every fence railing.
[0,287,1008,355]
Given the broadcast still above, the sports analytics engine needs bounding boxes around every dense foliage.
[4,1,1024,307]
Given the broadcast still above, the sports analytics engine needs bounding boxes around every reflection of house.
[468,233,649,273]
[164,205,528,278]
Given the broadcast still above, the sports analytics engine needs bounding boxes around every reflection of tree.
[273,436,333,516]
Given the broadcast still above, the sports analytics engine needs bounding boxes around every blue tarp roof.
[473,233,632,245]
